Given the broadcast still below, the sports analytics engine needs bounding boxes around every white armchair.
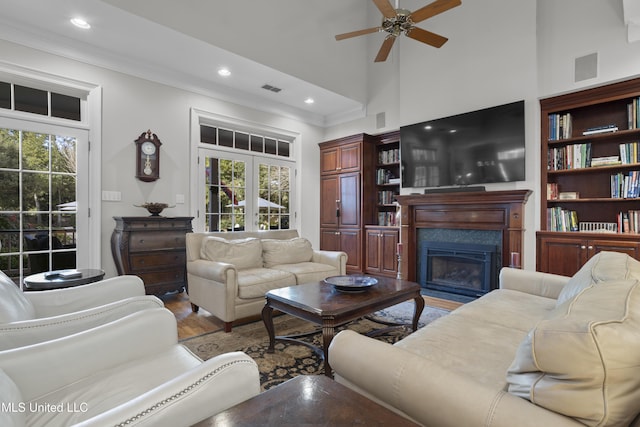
[0,307,260,427]
[0,270,163,350]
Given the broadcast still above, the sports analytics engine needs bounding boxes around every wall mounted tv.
[400,100,525,189]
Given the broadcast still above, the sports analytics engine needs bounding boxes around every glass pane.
[278,140,290,157]
[52,213,76,248]
[51,135,76,173]
[51,92,81,121]
[0,171,20,210]
[0,213,20,254]
[280,167,290,191]
[258,214,269,230]
[14,85,47,116]
[52,175,76,208]
[0,128,19,169]
[235,132,249,151]
[22,172,50,211]
[23,213,49,252]
[201,125,216,145]
[251,135,263,153]
[265,138,277,155]
[22,132,50,171]
[219,129,233,147]
[0,81,10,110]
[280,215,290,229]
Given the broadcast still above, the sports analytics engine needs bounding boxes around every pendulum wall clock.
[134,130,162,182]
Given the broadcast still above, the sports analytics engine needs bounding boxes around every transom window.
[200,124,291,158]
[0,81,81,121]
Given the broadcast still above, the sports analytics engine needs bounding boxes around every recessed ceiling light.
[70,18,91,29]
[304,97,315,104]
[218,68,231,77]
[424,125,432,130]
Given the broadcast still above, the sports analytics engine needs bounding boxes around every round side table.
[23,269,106,291]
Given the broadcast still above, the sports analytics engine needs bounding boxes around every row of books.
[620,141,640,164]
[376,168,399,185]
[379,148,399,165]
[547,143,591,170]
[547,207,579,232]
[377,212,398,227]
[611,171,640,199]
[377,190,396,205]
[618,210,640,234]
[548,113,572,140]
[628,97,640,130]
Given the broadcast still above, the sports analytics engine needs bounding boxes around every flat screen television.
[400,100,525,189]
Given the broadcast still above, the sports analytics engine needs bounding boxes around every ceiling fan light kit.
[335,0,461,62]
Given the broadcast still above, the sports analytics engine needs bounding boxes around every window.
[0,81,82,121]
[193,111,297,233]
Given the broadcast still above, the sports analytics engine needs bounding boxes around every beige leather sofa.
[186,230,346,331]
[329,251,640,427]
[0,307,260,427]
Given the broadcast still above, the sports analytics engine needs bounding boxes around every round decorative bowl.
[135,202,172,216]
[324,275,378,293]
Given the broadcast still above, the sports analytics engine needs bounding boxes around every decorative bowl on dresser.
[111,216,193,295]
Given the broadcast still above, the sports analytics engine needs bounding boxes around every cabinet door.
[380,229,399,276]
[338,143,361,173]
[340,229,361,273]
[589,239,640,260]
[320,229,341,252]
[537,236,585,276]
[320,147,339,175]
[365,229,382,273]
[338,173,360,228]
[320,176,339,228]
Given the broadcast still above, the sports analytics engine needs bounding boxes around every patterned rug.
[181,301,449,390]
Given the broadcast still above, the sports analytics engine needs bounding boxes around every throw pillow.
[262,237,314,268]
[200,236,263,270]
[0,270,35,323]
[555,251,640,306]
[506,279,640,426]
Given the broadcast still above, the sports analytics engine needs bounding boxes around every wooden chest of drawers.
[111,216,193,295]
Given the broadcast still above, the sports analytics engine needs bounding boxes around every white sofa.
[0,270,163,350]
[329,251,640,427]
[0,307,260,427]
[186,229,346,331]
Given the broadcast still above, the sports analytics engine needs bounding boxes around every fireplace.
[419,241,497,298]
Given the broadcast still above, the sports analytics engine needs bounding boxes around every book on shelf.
[376,168,399,185]
[377,212,397,226]
[377,190,396,205]
[611,170,640,199]
[549,112,572,140]
[590,156,621,166]
[379,148,399,164]
[582,124,618,135]
[547,183,559,200]
[547,206,579,232]
[547,143,591,170]
[618,210,640,234]
[620,141,640,164]
[628,97,640,129]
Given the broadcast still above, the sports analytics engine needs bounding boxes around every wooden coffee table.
[261,276,424,377]
[193,375,420,426]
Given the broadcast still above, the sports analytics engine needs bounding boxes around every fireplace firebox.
[419,241,497,298]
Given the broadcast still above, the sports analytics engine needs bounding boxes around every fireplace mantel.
[396,189,532,281]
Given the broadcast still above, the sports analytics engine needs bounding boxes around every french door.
[197,148,294,232]
[0,117,89,284]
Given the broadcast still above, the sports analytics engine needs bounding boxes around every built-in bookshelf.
[374,132,401,227]
[538,77,640,275]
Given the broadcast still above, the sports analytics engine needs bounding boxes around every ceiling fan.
[335,0,461,62]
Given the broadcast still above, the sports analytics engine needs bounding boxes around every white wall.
[0,39,325,278]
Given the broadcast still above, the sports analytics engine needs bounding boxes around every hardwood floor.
[162,291,463,341]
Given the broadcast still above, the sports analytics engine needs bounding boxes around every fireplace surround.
[396,190,532,290]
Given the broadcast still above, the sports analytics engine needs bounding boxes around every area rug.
[181,301,449,390]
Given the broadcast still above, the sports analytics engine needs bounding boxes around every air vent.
[261,84,282,93]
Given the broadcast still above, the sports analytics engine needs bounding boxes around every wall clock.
[134,130,162,182]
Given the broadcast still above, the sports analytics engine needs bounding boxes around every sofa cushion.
[261,237,313,268]
[556,251,640,306]
[200,237,263,270]
[507,279,640,426]
[270,262,338,284]
[0,369,24,427]
[237,268,296,299]
[0,270,35,323]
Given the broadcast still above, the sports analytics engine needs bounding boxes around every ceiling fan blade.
[372,0,397,18]
[375,36,396,62]
[406,27,448,48]
[335,27,381,41]
[409,0,461,24]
